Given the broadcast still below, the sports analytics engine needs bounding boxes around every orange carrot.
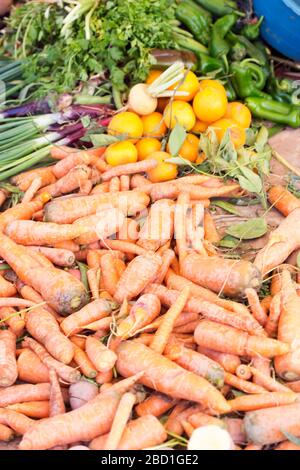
[194,320,289,358]
[248,367,290,392]
[229,391,297,412]
[120,175,130,191]
[268,185,300,217]
[181,252,261,298]
[72,344,97,378]
[44,191,150,224]
[188,412,224,429]
[20,376,138,450]
[135,393,176,417]
[0,275,16,298]
[26,247,54,268]
[104,392,136,450]
[86,337,117,373]
[23,337,80,383]
[265,294,281,337]
[91,182,110,194]
[60,299,112,336]
[244,403,300,445]
[164,340,224,388]
[0,307,25,337]
[49,369,65,417]
[0,199,45,231]
[100,239,147,256]
[150,182,239,202]
[0,330,17,387]
[146,284,264,336]
[0,298,36,309]
[117,293,161,339]
[0,423,14,442]
[173,320,199,334]
[150,287,190,354]
[245,288,268,327]
[53,240,80,252]
[251,356,271,387]
[114,253,162,303]
[40,165,91,197]
[0,232,88,315]
[89,415,167,450]
[164,401,189,434]
[260,295,272,315]
[224,372,266,394]
[0,383,50,407]
[254,209,300,275]
[118,217,139,242]
[175,192,190,267]
[5,219,87,246]
[17,349,50,384]
[8,401,50,419]
[11,167,56,192]
[99,253,119,297]
[131,174,152,190]
[109,176,121,192]
[235,364,252,381]
[137,199,174,252]
[87,268,100,300]
[204,211,220,244]
[96,369,113,385]
[83,316,112,332]
[52,151,91,178]
[275,270,300,381]
[25,307,74,364]
[114,258,126,278]
[16,282,59,319]
[0,409,33,435]
[116,341,230,414]
[196,347,241,373]
[101,159,158,182]
[28,247,75,267]
[74,208,125,245]
[22,176,43,203]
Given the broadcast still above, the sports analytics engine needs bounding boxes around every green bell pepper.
[241,17,264,41]
[175,1,212,46]
[227,32,268,65]
[199,53,224,74]
[210,14,237,59]
[230,62,270,99]
[194,0,242,17]
[245,97,300,128]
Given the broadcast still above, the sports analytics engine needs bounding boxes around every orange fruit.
[170,70,199,102]
[167,133,200,163]
[211,118,246,149]
[164,101,196,131]
[146,151,178,183]
[192,119,209,134]
[136,138,161,161]
[141,112,167,138]
[196,152,207,164]
[146,69,162,85]
[224,102,252,129]
[105,140,138,166]
[108,112,143,142]
[193,80,228,123]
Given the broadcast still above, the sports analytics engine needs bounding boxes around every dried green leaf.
[219,236,239,248]
[238,166,263,194]
[90,134,119,147]
[168,123,186,156]
[212,200,240,215]
[225,217,267,240]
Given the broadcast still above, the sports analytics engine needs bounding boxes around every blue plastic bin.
[253,0,300,61]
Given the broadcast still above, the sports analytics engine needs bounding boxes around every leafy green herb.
[225,217,267,240]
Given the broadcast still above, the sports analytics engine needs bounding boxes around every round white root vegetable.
[69,380,99,410]
[188,425,234,451]
[128,84,158,116]
[69,445,90,450]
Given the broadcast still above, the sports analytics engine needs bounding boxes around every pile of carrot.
[0,145,300,451]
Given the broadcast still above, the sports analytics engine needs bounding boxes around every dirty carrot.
[0,307,25,337]
[194,320,289,358]
[135,393,176,417]
[101,159,158,182]
[100,239,147,256]
[245,288,268,327]
[0,409,33,435]
[137,199,174,252]
[268,185,300,216]
[175,192,190,267]
[17,349,50,384]
[23,337,80,383]
[204,211,220,244]
[86,336,117,373]
[60,299,112,336]
[249,366,291,392]
[49,369,66,417]
[0,423,14,442]
[120,175,130,191]
[0,383,50,407]
[150,287,190,354]
[28,247,75,267]
[11,166,56,192]
[100,253,119,297]
[87,268,100,300]
[22,176,42,203]
[265,294,281,338]
[0,275,17,298]
[117,293,161,339]
[0,329,18,387]
[104,392,136,450]
[224,372,266,394]
[229,391,297,412]
[8,401,50,419]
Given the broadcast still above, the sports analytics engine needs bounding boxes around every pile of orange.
[104,72,252,182]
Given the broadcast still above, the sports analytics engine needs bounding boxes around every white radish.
[188,425,234,451]
[127,62,189,116]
